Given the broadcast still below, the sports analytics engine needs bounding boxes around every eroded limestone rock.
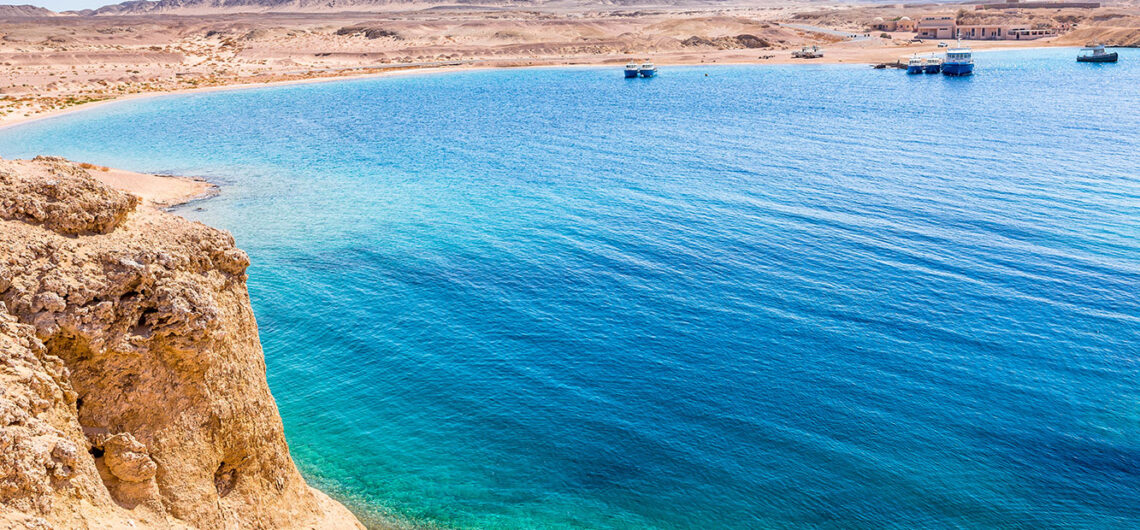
[0,157,363,529]
[0,156,138,236]
[104,433,157,483]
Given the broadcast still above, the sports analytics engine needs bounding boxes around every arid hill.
[85,0,753,16]
[0,4,57,17]
[86,0,605,16]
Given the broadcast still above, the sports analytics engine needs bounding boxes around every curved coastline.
[0,64,494,132]
[0,43,1072,133]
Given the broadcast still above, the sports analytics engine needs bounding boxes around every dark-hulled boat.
[1078,44,1118,63]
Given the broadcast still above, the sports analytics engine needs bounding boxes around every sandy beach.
[89,165,218,207]
[14,159,220,207]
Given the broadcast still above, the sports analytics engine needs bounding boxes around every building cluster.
[869,0,1099,40]
[976,0,1099,9]
[870,16,917,33]
[870,14,1058,40]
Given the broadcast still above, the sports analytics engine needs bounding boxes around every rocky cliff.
[0,157,363,529]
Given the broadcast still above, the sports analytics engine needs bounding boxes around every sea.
[1,47,1138,528]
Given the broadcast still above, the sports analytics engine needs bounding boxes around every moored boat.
[1077,44,1118,63]
[924,56,942,74]
[907,56,925,74]
[624,62,640,78]
[942,45,973,76]
[639,62,658,78]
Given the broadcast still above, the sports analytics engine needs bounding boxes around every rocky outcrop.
[334,26,402,40]
[0,157,363,529]
[680,34,771,49]
[0,157,138,236]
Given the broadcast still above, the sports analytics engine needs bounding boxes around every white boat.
[942,39,973,76]
[907,55,925,74]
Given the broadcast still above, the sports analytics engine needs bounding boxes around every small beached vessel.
[639,62,658,78]
[924,56,942,74]
[907,56,925,74]
[1077,44,1118,63]
[942,43,973,76]
[624,62,640,78]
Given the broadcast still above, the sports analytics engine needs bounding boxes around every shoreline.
[0,41,1078,219]
[0,63,492,131]
[0,42,1075,133]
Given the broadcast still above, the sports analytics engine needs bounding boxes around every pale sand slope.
[90,166,218,208]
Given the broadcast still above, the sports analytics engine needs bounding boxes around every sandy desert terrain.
[2,1,1139,126]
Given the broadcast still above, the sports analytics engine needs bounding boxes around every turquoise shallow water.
[2,47,1139,528]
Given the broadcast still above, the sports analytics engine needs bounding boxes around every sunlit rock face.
[0,156,363,529]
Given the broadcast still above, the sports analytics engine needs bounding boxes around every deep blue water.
[2,48,1139,529]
